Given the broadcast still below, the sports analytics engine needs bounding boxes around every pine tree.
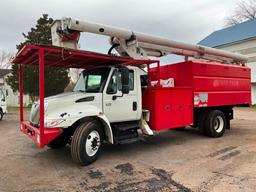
[7,14,70,101]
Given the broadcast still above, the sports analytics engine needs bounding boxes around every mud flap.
[139,119,154,136]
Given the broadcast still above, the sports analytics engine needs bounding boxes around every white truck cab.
[0,89,7,121]
[29,65,148,164]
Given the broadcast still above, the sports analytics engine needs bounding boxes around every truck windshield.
[73,68,110,93]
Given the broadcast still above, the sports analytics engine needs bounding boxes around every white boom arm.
[51,17,247,64]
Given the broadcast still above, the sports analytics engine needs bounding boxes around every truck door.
[103,68,138,122]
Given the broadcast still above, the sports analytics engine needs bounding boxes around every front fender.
[45,104,114,144]
[95,114,114,144]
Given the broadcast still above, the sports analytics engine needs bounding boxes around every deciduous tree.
[226,0,256,26]
[6,14,70,101]
[0,51,13,69]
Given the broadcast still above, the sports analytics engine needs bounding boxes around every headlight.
[44,119,65,128]
[32,101,48,113]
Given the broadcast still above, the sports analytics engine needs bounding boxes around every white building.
[0,69,30,107]
[199,19,256,104]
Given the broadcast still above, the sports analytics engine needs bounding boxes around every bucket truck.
[12,17,251,165]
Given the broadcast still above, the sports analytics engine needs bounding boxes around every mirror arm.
[112,93,124,100]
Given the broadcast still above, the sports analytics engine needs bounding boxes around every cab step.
[112,121,139,144]
[112,121,139,131]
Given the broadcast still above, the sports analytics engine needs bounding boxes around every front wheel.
[205,110,226,138]
[71,120,103,166]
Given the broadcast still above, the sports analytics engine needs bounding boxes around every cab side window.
[107,70,118,94]
[107,69,134,94]
[118,70,134,91]
[128,71,134,90]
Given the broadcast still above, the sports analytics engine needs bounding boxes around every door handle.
[133,102,137,111]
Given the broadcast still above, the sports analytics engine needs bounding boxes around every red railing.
[18,47,63,148]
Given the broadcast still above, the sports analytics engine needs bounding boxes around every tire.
[47,130,70,149]
[0,110,3,121]
[71,120,103,166]
[198,111,208,135]
[204,110,226,138]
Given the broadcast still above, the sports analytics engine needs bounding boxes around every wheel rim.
[85,130,100,157]
[214,116,224,133]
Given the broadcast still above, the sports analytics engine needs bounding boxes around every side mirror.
[120,67,130,94]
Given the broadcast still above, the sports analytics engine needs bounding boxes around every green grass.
[252,104,256,108]
[7,107,31,113]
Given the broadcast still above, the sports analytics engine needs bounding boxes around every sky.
[0,0,238,58]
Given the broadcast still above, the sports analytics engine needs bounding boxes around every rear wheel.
[205,110,226,138]
[71,120,103,166]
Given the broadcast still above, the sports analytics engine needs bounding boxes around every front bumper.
[20,121,63,148]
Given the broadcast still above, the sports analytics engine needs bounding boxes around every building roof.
[199,19,256,47]
[0,69,11,78]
